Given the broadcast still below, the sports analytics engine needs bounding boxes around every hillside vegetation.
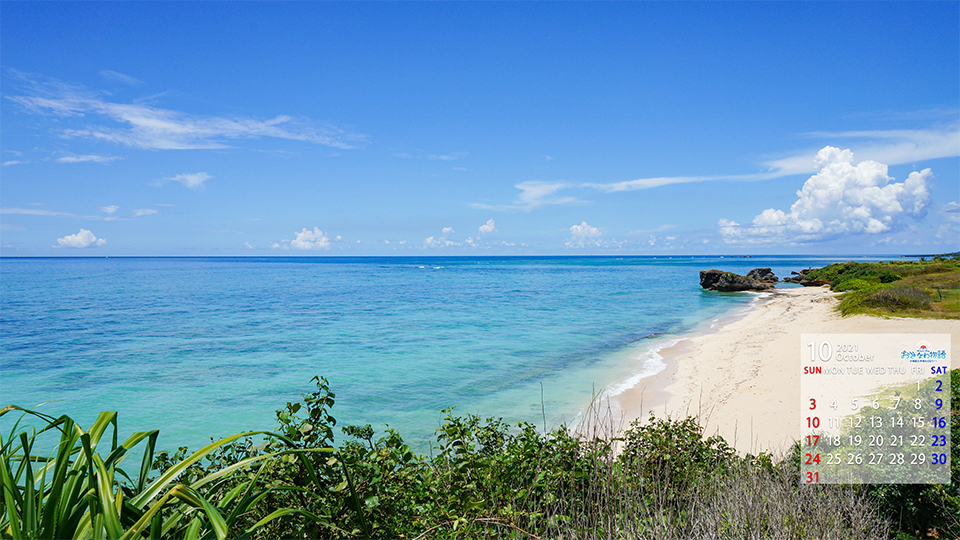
[800,256,960,318]
[3,372,958,539]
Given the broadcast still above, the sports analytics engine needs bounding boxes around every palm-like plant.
[0,405,336,540]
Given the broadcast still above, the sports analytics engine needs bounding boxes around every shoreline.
[611,286,959,456]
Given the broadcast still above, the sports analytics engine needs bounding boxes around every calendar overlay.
[800,334,951,485]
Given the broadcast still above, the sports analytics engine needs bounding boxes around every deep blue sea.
[0,255,893,452]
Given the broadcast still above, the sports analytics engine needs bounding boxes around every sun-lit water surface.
[1,255,888,452]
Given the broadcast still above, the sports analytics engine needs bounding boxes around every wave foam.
[605,338,681,397]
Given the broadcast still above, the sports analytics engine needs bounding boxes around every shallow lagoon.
[1,255,885,451]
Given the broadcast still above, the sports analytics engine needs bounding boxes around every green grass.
[802,258,960,318]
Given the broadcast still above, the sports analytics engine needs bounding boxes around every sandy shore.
[612,286,959,456]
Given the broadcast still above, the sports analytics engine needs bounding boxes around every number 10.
[808,341,832,362]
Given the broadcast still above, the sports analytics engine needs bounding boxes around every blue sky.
[2,2,958,256]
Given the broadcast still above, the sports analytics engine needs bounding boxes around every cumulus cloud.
[442,227,455,236]
[478,219,496,234]
[98,205,119,214]
[133,209,157,217]
[290,227,330,250]
[424,236,460,248]
[157,172,210,189]
[245,242,255,249]
[720,146,932,244]
[7,72,366,150]
[55,229,106,248]
[566,221,603,248]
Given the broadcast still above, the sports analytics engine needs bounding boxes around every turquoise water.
[0,255,886,452]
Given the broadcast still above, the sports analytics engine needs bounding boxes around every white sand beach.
[613,286,959,456]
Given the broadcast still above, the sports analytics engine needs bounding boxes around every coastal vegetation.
[798,256,960,318]
[3,371,957,539]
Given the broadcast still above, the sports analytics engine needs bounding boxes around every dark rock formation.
[746,267,778,283]
[699,269,775,292]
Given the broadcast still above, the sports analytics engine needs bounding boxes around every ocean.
[0,255,887,452]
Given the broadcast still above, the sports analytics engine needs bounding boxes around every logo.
[902,341,946,362]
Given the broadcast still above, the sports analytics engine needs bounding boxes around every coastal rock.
[746,267,778,283]
[699,269,775,292]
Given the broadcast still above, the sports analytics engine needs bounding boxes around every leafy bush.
[3,375,905,539]
[831,278,880,292]
[803,261,902,291]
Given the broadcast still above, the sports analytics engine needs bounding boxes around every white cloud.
[157,172,211,189]
[424,236,460,248]
[245,242,255,249]
[399,240,407,245]
[0,207,95,219]
[133,209,158,217]
[57,154,121,163]
[442,227,455,236]
[720,147,932,244]
[8,72,366,150]
[937,201,960,240]
[427,152,467,161]
[99,205,119,214]
[566,221,603,248]
[290,227,330,250]
[471,181,582,212]
[628,224,677,235]
[583,126,959,193]
[99,70,144,86]
[584,175,715,192]
[55,229,105,248]
[478,219,496,234]
[2,160,24,166]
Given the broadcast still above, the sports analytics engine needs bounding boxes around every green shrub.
[862,287,932,310]
[867,369,959,538]
[832,278,879,292]
[3,377,900,540]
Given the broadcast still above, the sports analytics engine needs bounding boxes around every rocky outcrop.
[783,268,829,287]
[746,267,778,283]
[699,269,775,292]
